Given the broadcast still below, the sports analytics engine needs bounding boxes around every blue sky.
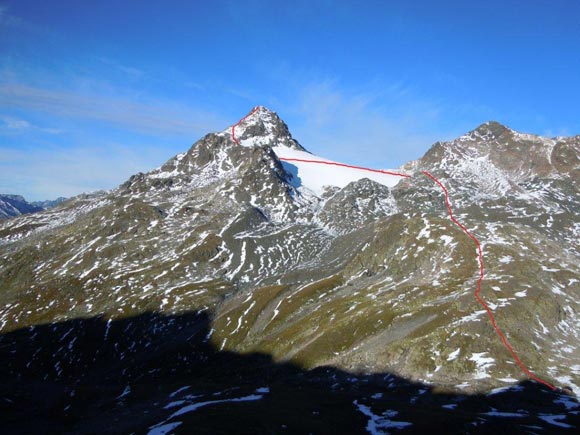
[1,0,579,200]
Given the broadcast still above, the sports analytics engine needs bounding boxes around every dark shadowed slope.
[0,311,577,434]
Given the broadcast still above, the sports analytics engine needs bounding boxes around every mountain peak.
[252,105,277,116]
[226,106,307,152]
[471,120,512,138]
[242,106,287,131]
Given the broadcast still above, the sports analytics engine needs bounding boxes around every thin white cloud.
[0,64,231,200]
[285,80,464,168]
[0,5,20,27]
[184,81,206,91]
[0,4,44,35]
[95,57,146,80]
[0,115,61,134]
[0,82,227,137]
[0,143,178,200]
[1,116,31,130]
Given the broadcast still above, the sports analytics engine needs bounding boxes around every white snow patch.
[469,352,495,379]
[273,145,405,196]
[353,401,413,434]
[538,414,574,428]
[167,394,263,419]
[447,348,461,362]
[498,256,513,264]
[147,422,182,435]
[440,235,454,246]
[483,410,526,417]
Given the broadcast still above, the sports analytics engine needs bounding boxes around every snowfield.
[273,145,406,196]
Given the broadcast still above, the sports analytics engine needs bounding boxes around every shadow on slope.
[280,161,303,189]
[0,311,577,434]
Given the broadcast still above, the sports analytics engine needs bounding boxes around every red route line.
[230,111,557,390]
[231,106,260,145]
[422,170,556,391]
[278,157,411,178]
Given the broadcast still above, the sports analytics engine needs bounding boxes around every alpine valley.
[1,107,579,433]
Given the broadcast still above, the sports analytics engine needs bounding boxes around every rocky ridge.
[0,194,67,220]
[0,194,43,219]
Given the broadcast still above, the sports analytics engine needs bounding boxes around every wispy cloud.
[0,4,21,28]
[0,115,61,134]
[0,142,176,201]
[184,81,206,91]
[0,82,227,137]
[283,79,465,168]
[95,57,146,80]
[0,59,231,200]
[541,127,571,138]
[0,3,47,36]
[1,116,31,130]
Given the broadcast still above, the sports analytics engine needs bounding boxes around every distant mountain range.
[0,194,67,219]
[0,107,578,432]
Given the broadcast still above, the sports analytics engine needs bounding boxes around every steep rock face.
[121,131,301,222]
[0,109,579,414]
[317,178,398,234]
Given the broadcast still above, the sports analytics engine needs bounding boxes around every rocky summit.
[0,107,579,433]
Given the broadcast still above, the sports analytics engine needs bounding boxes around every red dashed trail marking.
[231,112,557,391]
[279,157,411,179]
[231,106,259,145]
[422,170,556,391]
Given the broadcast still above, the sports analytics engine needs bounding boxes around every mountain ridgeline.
[1,107,579,432]
[0,194,67,219]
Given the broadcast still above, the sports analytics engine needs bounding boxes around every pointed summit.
[229,106,307,151]
[252,105,279,118]
[471,120,512,139]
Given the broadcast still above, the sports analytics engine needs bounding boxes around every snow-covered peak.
[251,105,280,121]
[221,106,307,151]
